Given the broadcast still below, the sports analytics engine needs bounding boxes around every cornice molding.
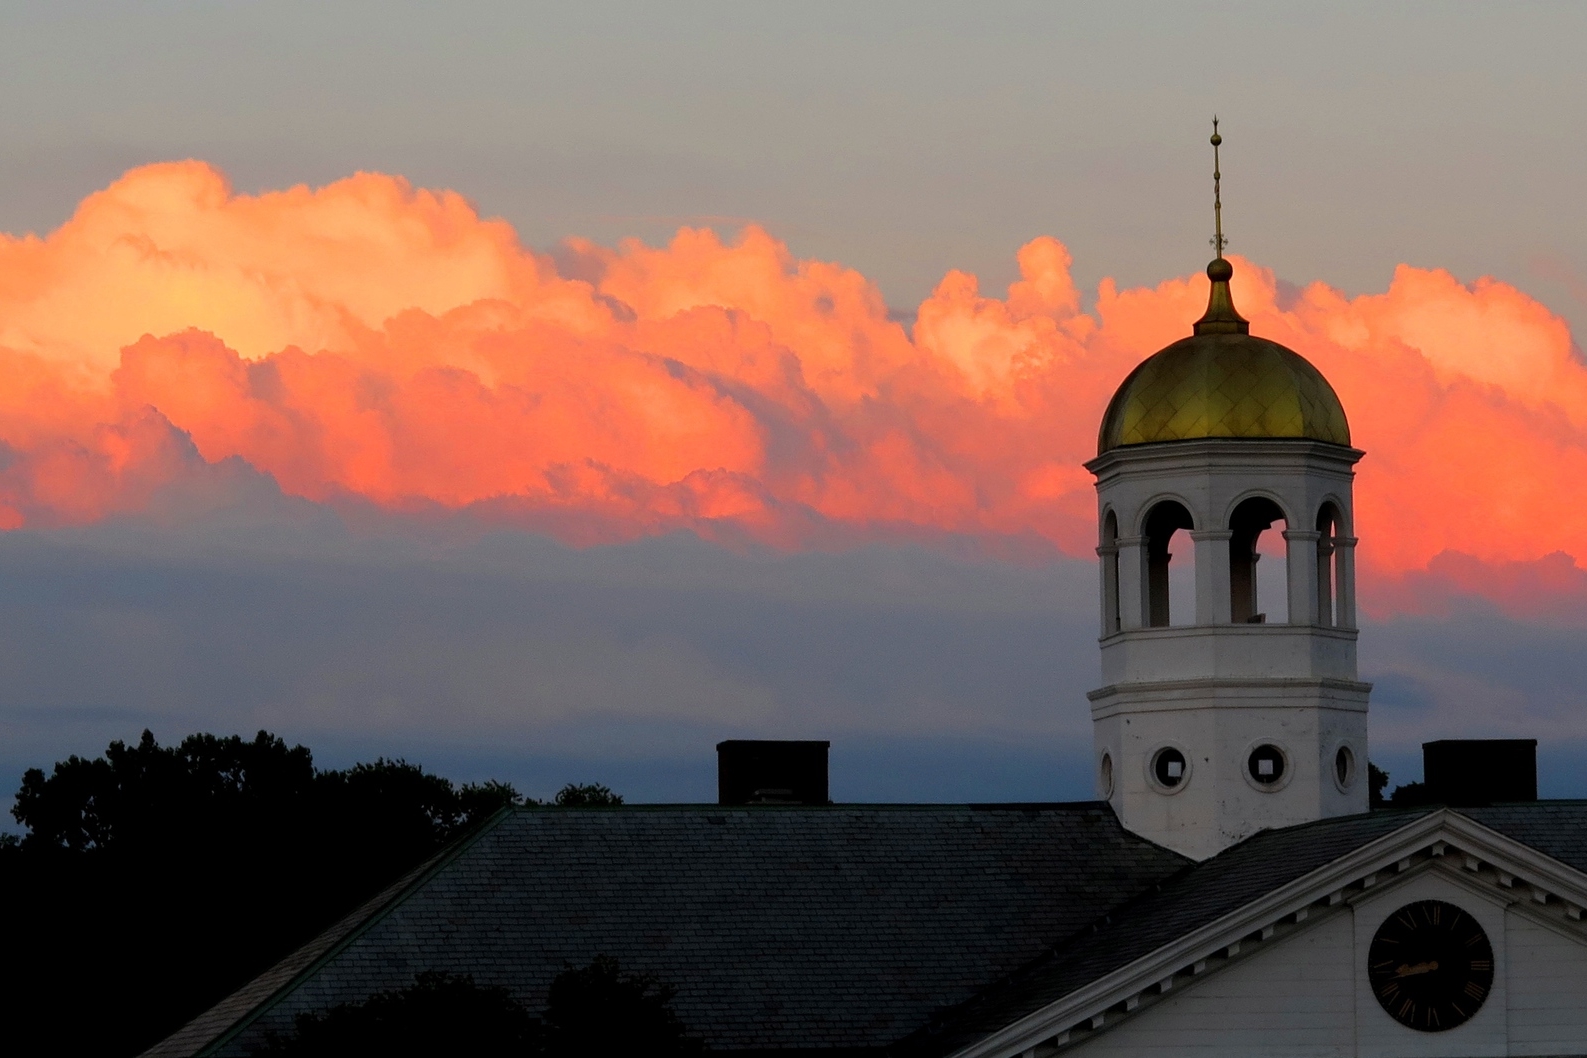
[1085,438,1364,479]
[1097,623,1361,645]
[1088,675,1372,704]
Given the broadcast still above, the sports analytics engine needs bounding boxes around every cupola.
[1083,121,1371,860]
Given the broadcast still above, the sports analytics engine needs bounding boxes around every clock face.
[1368,900,1494,1032]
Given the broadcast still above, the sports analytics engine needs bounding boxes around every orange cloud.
[3,162,1586,611]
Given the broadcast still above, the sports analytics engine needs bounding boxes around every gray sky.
[3,2,1586,334]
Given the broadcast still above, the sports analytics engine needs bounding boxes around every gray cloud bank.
[0,473,1100,810]
[2,475,1585,818]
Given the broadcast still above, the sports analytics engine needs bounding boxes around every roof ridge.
[508,800,1116,812]
[1192,805,1438,856]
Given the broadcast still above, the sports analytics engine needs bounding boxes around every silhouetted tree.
[12,732,521,854]
[1387,779,1434,806]
[1369,761,1391,808]
[1367,761,1437,808]
[462,778,529,821]
[255,972,541,1057]
[255,958,699,1058]
[0,729,555,1058]
[13,730,317,852]
[554,782,624,806]
[543,955,699,1057]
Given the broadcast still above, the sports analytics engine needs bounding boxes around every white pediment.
[955,810,1587,1058]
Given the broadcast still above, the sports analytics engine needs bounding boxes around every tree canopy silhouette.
[12,730,519,854]
[255,958,698,1058]
[552,782,624,806]
[0,729,552,1058]
[542,955,699,1057]
[255,972,542,1057]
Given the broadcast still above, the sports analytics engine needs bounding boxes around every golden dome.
[1096,260,1351,454]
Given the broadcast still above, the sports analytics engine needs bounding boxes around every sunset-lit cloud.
[2,162,1585,616]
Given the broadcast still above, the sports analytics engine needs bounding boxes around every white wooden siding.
[1505,909,1587,1054]
[1067,912,1357,1057]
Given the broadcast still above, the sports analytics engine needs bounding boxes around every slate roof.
[1463,801,1587,874]
[157,802,1187,1057]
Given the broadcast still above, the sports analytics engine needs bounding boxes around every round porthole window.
[1334,744,1357,791]
[1099,752,1115,799]
[1246,743,1288,789]
[1150,747,1189,791]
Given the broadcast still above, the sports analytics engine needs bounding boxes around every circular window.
[1368,900,1493,1031]
[1099,752,1115,799]
[1334,744,1357,791]
[1246,743,1288,789]
[1150,747,1189,791]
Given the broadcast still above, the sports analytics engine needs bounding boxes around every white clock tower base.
[1087,439,1369,860]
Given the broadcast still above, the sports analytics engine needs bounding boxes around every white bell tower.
[1085,124,1370,860]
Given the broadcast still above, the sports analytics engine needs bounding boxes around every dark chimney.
[716,740,830,805]
[1422,739,1537,806]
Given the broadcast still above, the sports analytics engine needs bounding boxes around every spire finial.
[1211,116,1226,259]
[1194,117,1249,336]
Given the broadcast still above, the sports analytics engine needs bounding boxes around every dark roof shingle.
[1463,801,1587,874]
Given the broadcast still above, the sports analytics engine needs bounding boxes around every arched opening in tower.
[1255,523,1289,624]
[1101,509,1121,634]
[1143,500,1195,627]
[1317,502,1343,626]
[1229,497,1288,624]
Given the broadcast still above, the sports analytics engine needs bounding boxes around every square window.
[1258,759,1274,776]
[1167,761,1183,778]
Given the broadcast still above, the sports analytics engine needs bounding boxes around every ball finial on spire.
[1195,117,1248,335]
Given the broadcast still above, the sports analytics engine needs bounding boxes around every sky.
[2,2,1586,810]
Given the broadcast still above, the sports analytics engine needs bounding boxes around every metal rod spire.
[1193,117,1248,335]
[1211,117,1226,259]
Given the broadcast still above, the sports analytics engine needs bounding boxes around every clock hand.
[1394,960,1439,977]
